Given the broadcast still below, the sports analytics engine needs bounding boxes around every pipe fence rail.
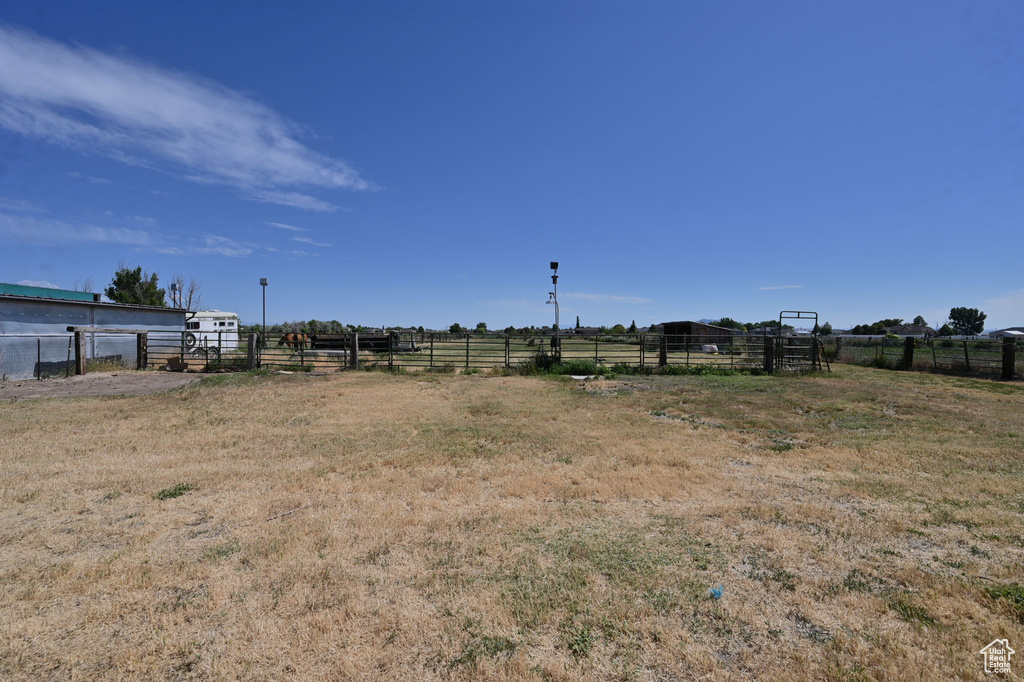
[15,330,1021,380]
[235,332,824,373]
[821,336,1021,378]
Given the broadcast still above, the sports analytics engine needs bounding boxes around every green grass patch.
[154,483,196,500]
[986,583,1024,622]
[888,595,938,627]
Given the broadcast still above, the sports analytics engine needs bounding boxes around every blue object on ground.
[709,584,724,599]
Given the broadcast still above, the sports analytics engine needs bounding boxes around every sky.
[0,1,1022,330]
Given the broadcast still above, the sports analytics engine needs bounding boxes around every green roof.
[0,282,100,302]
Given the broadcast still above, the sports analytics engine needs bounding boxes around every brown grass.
[1,366,1022,680]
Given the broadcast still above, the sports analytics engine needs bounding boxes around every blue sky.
[1,1,1021,330]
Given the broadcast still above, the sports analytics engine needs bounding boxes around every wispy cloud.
[154,235,253,258]
[0,213,151,246]
[563,292,653,304]
[68,171,112,184]
[132,215,157,224]
[244,190,340,213]
[0,196,43,212]
[17,279,58,288]
[758,285,803,291]
[0,25,373,211]
[263,221,307,232]
[293,236,331,248]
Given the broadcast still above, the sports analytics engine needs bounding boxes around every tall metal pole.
[260,278,268,347]
[549,262,560,357]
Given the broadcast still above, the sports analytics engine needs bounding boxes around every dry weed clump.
[0,366,1022,680]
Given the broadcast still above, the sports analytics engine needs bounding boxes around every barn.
[661,321,735,349]
[0,283,185,380]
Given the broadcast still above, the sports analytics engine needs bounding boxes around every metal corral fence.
[242,332,824,373]
[820,336,1022,378]
[3,331,831,379]
[0,332,184,381]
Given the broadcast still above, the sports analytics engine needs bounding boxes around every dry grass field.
[1,366,1022,680]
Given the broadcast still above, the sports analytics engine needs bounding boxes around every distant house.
[990,328,1024,339]
[572,326,601,335]
[661,321,734,348]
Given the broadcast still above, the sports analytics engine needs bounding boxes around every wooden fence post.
[902,337,915,370]
[658,335,667,367]
[1003,337,1016,380]
[136,333,148,370]
[465,334,470,369]
[505,335,510,368]
[74,330,87,375]
[246,334,257,370]
[963,340,971,372]
[350,332,359,368]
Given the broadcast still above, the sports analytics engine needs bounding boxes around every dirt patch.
[0,370,202,400]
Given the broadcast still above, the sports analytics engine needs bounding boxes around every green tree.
[711,317,746,331]
[937,323,954,336]
[475,321,488,332]
[417,326,425,333]
[449,323,464,333]
[610,324,627,334]
[948,307,986,336]
[912,315,927,326]
[575,316,581,329]
[105,265,166,306]
[628,320,638,333]
[821,322,833,336]
[812,323,821,335]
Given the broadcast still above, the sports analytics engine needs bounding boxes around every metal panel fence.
[821,336,1022,377]
[3,331,834,379]
[0,333,182,381]
[246,332,823,373]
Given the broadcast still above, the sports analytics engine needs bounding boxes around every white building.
[186,310,240,351]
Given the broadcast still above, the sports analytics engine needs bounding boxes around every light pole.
[260,278,268,346]
[169,282,179,308]
[547,262,559,356]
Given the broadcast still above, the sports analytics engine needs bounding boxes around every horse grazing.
[277,333,310,349]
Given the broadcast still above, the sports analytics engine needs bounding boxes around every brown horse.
[277,333,309,349]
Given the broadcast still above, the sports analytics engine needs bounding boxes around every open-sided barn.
[661,321,735,349]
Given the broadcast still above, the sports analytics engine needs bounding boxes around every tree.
[821,322,833,336]
[72,277,94,293]
[948,307,986,336]
[812,323,821,335]
[105,265,166,306]
[711,317,746,331]
[475,321,488,332]
[937,323,954,336]
[912,315,927,326]
[417,326,425,334]
[628,320,638,333]
[169,274,203,311]
[610,324,627,334]
[449,323,464,333]
[575,316,581,329]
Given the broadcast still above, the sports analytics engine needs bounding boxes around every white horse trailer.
[185,311,240,352]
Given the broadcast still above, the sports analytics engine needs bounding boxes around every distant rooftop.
[0,282,100,303]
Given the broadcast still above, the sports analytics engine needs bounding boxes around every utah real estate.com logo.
[980,639,1014,675]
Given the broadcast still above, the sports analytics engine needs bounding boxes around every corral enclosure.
[140,332,827,374]
[1,366,1023,680]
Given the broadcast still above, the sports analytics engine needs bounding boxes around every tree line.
[94,264,992,337]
